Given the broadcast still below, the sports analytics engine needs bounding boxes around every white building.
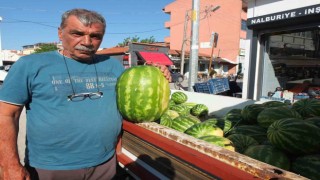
[243,0,320,101]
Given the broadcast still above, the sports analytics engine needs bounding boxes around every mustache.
[75,45,95,52]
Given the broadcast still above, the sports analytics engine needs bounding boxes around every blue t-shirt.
[0,51,124,170]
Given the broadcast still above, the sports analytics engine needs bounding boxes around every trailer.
[116,90,309,180]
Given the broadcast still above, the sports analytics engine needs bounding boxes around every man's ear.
[58,27,63,41]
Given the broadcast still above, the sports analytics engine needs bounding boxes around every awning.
[136,51,173,65]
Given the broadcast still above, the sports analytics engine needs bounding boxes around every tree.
[34,44,58,54]
[117,36,156,47]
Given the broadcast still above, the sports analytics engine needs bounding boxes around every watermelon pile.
[157,94,320,180]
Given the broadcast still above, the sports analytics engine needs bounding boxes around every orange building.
[163,0,247,76]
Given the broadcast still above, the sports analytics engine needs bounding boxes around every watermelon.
[171,91,188,104]
[185,123,223,138]
[227,134,259,154]
[168,99,176,109]
[199,135,235,151]
[181,102,197,110]
[159,114,172,127]
[202,118,232,134]
[226,125,268,144]
[169,104,190,116]
[267,118,320,155]
[190,104,209,117]
[305,116,320,128]
[262,101,287,108]
[223,108,244,126]
[241,104,265,124]
[292,99,320,118]
[244,145,291,170]
[291,154,320,180]
[116,65,170,122]
[171,115,200,132]
[163,109,180,120]
[257,106,302,128]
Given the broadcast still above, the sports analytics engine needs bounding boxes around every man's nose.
[82,35,92,45]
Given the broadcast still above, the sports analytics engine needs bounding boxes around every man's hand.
[153,64,172,82]
[1,164,30,180]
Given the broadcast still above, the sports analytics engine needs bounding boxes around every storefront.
[244,0,320,101]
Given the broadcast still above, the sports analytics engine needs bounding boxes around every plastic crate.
[208,78,230,94]
[194,82,213,94]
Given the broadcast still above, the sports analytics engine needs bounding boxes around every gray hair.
[60,9,106,32]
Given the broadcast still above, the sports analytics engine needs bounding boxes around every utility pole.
[180,11,189,75]
[188,0,200,91]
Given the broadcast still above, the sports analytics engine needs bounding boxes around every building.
[97,42,173,69]
[244,0,320,100]
[163,0,247,77]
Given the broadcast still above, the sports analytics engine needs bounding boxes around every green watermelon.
[262,101,287,108]
[199,135,235,151]
[116,65,170,122]
[257,106,302,128]
[267,118,320,155]
[292,99,320,118]
[169,104,190,116]
[181,102,197,110]
[202,118,232,134]
[305,116,320,128]
[244,145,291,170]
[223,109,244,126]
[190,104,209,117]
[159,114,172,127]
[171,91,188,104]
[227,134,259,154]
[226,125,268,144]
[291,154,320,180]
[185,123,223,138]
[241,104,265,124]
[171,115,200,132]
[163,109,180,120]
[168,99,176,109]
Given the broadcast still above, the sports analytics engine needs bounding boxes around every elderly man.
[0,8,170,180]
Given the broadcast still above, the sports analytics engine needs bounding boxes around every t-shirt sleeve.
[0,57,31,105]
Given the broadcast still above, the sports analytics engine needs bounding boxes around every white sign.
[200,42,212,49]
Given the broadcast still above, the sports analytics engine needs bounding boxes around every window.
[241,20,248,31]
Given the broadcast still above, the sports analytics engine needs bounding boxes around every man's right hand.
[1,164,30,180]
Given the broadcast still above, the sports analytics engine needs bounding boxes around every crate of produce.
[194,82,213,94]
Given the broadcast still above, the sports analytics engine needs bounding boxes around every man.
[0,9,171,180]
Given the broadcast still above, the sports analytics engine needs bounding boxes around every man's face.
[58,15,105,61]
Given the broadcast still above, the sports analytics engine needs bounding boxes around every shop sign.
[143,46,159,52]
[247,4,320,27]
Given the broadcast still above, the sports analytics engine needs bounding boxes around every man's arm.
[0,102,30,180]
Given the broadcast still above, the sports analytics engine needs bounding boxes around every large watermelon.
[267,118,320,155]
[291,154,320,180]
[198,135,235,151]
[257,106,302,128]
[185,122,223,138]
[116,65,170,122]
[241,104,265,124]
[244,145,291,170]
[226,125,268,144]
[292,99,320,118]
[227,134,259,154]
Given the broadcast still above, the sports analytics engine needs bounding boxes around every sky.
[0,0,174,50]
